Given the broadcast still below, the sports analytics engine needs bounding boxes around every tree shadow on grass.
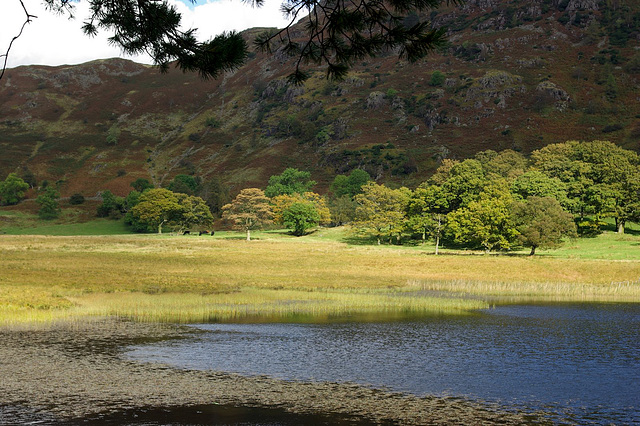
[600,221,640,236]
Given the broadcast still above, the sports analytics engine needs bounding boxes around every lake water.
[125,303,640,424]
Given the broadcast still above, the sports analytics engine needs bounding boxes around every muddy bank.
[0,319,548,424]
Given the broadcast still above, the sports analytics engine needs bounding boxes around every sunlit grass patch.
[546,231,640,260]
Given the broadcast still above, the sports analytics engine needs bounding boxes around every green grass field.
[2,207,639,326]
[0,220,639,326]
[0,208,130,236]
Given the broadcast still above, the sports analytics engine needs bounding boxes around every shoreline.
[0,319,548,424]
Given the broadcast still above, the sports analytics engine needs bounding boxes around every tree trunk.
[618,220,625,234]
[246,229,251,241]
[529,245,537,256]
[435,235,440,255]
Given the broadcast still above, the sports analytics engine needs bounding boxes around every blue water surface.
[125,303,640,424]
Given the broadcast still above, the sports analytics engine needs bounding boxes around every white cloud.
[1,0,291,68]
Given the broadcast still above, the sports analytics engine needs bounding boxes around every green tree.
[354,182,410,244]
[271,192,331,226]
[36,187,60,220]
[512,197,577,256]
[20,168,37,189]
[330,169,371,198]
[168,174,200,195]
[264,168,316,198]
[129,188,185,233]
[511,171,570,207]
[222,188,274,241]
[406,184,449,254]
[431,159,486,211]
[124,190,141,211]
[531,141,592,217]
[532,140,640,233]
[123,191,147,232]
[174,193,214,232]
[282,202,321,236]
[106,125,120,145]
[447,192,518,253]
[198,177,231,217]
[329,195,358,226]
[578,141,640,233]
[97,190,125,218]
[0,173,29,205]
[475,149,528,180]
[130,178,154,193]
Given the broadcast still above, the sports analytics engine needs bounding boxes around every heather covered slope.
[1,0,639,198]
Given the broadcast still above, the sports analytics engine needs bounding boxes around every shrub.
[576,218,606,237]
[205,117,221,128]
[602,124,623,133]
[37,188,60,220]
[429,70,446,87]
[0,173,29,205]
[69,193,85,205]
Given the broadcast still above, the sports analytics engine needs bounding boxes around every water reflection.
[126,304,640,424]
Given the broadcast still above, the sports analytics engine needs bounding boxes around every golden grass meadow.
[1,232,640,325]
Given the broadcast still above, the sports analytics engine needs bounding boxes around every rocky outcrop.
[461,0,501,12]
[536,81,571,111]
[366,91,387,110]
[463,70,526,109]
[566,0,599,11]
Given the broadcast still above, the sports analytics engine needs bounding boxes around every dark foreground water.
[0,404,362,425]
[126,303,640,424]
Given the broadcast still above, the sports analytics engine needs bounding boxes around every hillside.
[1,0,640,198]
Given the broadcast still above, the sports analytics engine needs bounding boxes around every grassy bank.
[1,232,639,325]
[0,208,130,236]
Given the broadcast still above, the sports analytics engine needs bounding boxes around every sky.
[1,0,292,69]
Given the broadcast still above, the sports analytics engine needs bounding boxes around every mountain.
[1,0,639,198]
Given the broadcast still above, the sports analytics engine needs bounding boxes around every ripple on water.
[125,303,640,424]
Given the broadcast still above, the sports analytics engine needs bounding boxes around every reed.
[65,288,487,324]
[408,278,640,302]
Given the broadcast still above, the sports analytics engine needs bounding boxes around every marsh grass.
[1,234,639,325]
[408,279,640,303]
[68,288,488,324]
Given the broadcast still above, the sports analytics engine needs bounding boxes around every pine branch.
[1,0,37,80]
